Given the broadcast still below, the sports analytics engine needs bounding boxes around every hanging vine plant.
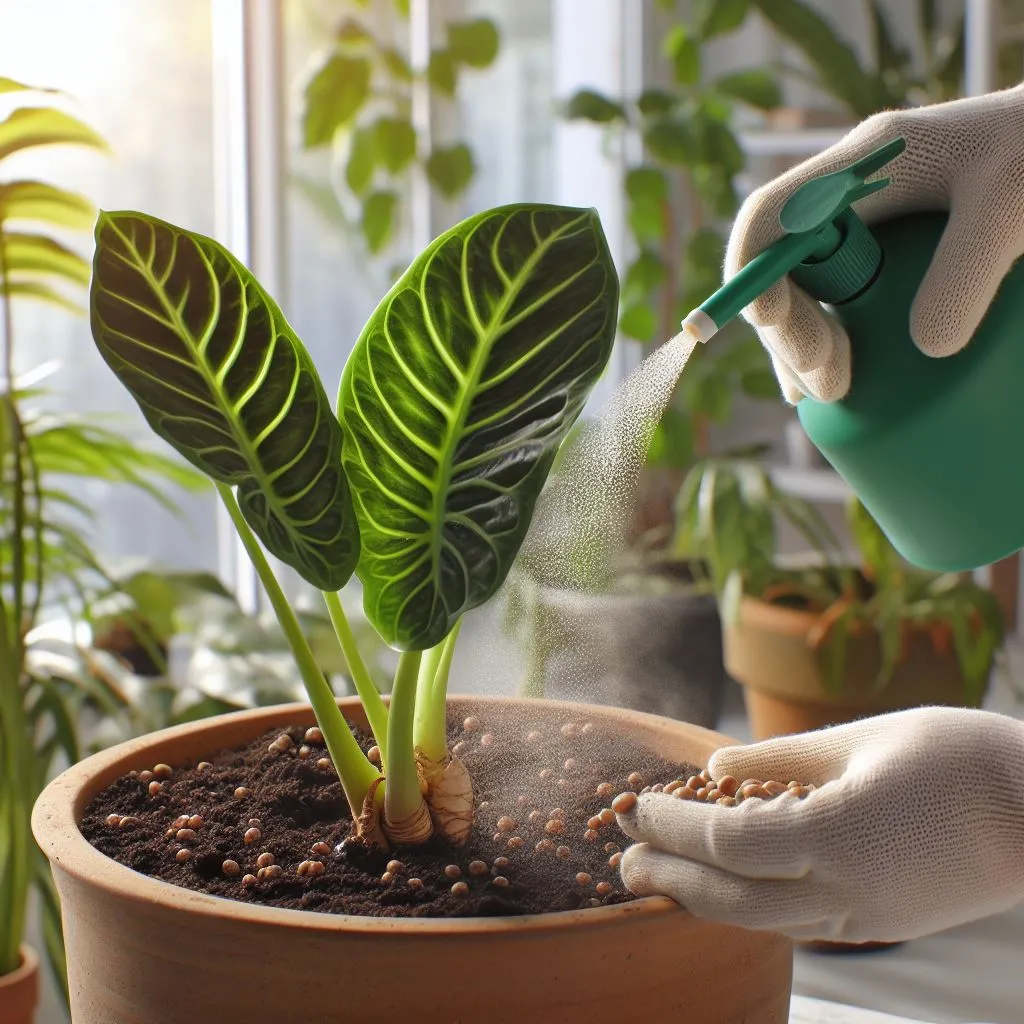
[299,0,501,256]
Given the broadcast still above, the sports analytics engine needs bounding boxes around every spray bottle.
[680,136,1024,573]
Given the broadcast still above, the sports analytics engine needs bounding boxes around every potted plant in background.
[83,567,394,758]
[675,455,1007,740]
[505,2,781,728]
[32,201,793,1023]
[0,78,214,1022]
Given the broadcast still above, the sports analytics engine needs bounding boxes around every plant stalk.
[382,649,432,844]
[216,483,379,817]
[413,619,461,763]
[412,635,449,763]
[322,589,390,765]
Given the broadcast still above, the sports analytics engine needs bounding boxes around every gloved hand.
[725,85,1024,403]
[616,707,1024,943]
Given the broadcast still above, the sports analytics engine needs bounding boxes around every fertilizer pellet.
[611,792,637,814]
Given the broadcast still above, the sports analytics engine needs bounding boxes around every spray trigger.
[779,137,906,235]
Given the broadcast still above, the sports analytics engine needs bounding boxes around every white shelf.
[768,464,852,503]
[737,128,855,158]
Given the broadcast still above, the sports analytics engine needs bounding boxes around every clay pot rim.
[738,594,821,637]
[33,694,726,937]
[0,944,38,988]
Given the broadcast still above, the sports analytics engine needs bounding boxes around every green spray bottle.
[682,136,1024,573]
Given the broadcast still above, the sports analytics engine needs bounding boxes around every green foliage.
[562,89,626,123]
[301,53,372,146]
[299,8,501,255]
[446,18,500,68]
[674,456,1004,699]
[90,201,618,834]
[0,83,207,996]
[338,205,618,649]
[751,0,966,115]
[561,4,779,473]
[425,143,475,198]
[89,212,360,593]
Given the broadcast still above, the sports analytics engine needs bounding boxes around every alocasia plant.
[89,203,618,848]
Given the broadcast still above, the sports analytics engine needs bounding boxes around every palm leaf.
[0,106,108,163]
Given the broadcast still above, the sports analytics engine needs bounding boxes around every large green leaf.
[89,211,360,590]
[0,107,108,162]
[338,204,618,649]
[0,181,95,228]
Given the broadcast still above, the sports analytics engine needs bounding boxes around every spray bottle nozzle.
[681,136,906,345]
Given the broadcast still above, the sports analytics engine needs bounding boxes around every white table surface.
[789,996,981,1024]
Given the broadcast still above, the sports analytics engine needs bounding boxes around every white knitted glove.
[725,84,1024,403]
[616,707,1024,943]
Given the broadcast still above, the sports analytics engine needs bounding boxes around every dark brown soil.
[81,708,698,918]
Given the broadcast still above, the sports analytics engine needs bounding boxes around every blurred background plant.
[297,0,500,261]
[562,1,779,508]
[0,78,216,1001]
[672,453,1007,702]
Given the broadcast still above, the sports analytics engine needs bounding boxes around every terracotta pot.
[33,696,793,1024]
[0,946,39,1024]
[724,595,990,741]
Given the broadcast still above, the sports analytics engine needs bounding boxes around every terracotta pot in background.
[724,595,993,954]
[0,946,39,1024]
[33,697,793,1024]
[724,595,990,741]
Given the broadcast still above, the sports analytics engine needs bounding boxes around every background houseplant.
[0,78,214,1019]
[506,2,782,726]
[674,454,1007,739]
[297,0,500,262]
